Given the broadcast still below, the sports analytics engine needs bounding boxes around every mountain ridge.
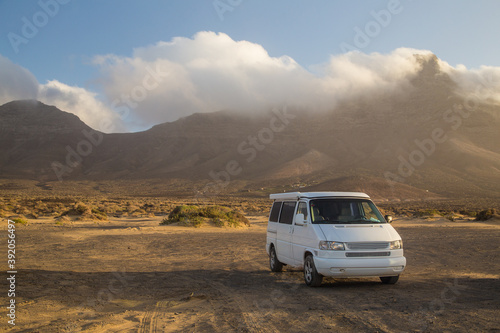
[1,55,499,199]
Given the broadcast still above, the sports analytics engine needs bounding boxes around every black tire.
[304,255,323,287]
[269,246,283,272]
[380,275,399,284]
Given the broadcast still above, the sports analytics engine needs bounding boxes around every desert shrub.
[459,210,476,217]
[183,215,203,228]
[168,205,200,221]
[130,211,143,217]
[160,211,202,227]
[34,200,48,214]
[475,209,498,221]
[75,202,90,214]
[58,203,107,221]
[27,212,38,219]
[415,209,443,218]
[200,205,249,226]
[55,215,70,225]
[12,218,28,225]
[126,205,140,213]
[47,203,66,216]
[160,216,175,225]
[161,205,249,227]
[211,217,225,227]
[56,215,71,224]
[140,203,156,213]
[245,204,260,212]
[225,210,250,227]
[100,203,121,214]
[14,206,31,216]
[199,206,227,219]
[91,208,108,220]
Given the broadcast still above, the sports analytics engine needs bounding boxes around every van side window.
[296,202,308,219]
[279,202,296,224]
[269,201,282,222]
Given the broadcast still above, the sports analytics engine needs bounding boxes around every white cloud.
[0,55,124,133]
[2,32,499,133]
[439,62,500,104]
[93,31,312,128]
[38,80,125,133]
[93,32,438,128]
[0,55,39,104]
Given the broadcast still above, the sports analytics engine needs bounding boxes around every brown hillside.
[0,55,499,199]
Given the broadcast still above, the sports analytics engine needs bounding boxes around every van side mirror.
[385,215,393,223]
[294,213,306,225]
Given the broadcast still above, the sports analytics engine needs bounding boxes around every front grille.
[346,252,390,257]
[346,242,389,250]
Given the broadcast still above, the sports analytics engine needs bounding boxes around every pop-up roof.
[269,192,370,200]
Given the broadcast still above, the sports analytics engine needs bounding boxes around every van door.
[291,201,317,266]
[276,201,296,264]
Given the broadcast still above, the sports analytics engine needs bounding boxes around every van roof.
[269,192,370,200]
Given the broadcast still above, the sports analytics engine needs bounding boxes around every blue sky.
[0,0,499,131]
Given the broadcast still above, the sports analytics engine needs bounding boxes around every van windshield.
[309,199,386,224]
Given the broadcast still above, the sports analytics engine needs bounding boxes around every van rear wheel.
[380,275,399,284]
[304,255,323,287]
[269,246,283,272]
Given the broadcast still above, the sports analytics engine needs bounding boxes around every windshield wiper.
[349,219,383,223]
[313,220,341,224]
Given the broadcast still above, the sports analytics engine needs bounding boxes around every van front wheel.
[269,247,283,272]
[304,255,323,287]
[380,275,399,284]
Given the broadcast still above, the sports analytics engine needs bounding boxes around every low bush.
[167,205,199,221]
[91,208,108,220]
[160,216,174,225]
[415,209,443,218]
[58,202,108,221]
[55,215,71,224]
[225,210,249,227]
[459,210,477,217]
[75,202,90,214]
[211,217,225,227]
[12,217,28,225]
[446,215,456,221]
[160,205,249,227]
[183,215,203,228]
[475,209,498,221]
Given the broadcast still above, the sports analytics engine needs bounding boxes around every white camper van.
[266,192,406,287]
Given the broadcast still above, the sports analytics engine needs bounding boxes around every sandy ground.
[1,216,499,333]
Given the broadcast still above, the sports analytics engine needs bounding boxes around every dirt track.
[1,216,499,332]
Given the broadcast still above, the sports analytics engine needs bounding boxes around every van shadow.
[5,268,499,313]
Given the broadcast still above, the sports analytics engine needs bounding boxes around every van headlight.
[389,240,403,249]
[319,241,345,251]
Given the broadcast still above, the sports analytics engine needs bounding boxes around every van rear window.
[269,201,282,222]
[279,202,296,224]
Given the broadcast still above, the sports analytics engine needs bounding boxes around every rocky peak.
[0,100,91,135]
[410,53,456,93]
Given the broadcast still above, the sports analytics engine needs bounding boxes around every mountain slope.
[0,100,95,178]
[0,55,499,199]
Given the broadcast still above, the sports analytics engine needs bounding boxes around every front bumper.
[313,256,406,278]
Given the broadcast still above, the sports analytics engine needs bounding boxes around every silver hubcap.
[305,260,312,281]
[270,252,275,267]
